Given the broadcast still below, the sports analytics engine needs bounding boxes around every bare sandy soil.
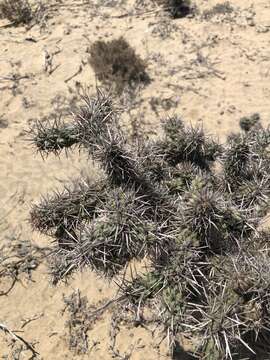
[0,0,270,358]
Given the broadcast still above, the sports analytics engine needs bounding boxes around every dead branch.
[0,322,39,357]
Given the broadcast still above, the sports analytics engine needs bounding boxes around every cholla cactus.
[29,90,270,358]
[160,116,221,169]
[30,177,107,235]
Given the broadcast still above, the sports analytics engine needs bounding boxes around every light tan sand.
[0,0,270,358]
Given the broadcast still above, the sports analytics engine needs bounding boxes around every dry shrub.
[0,0,33,25]
[63,290,100,354]
[155,0,193,18]
[239,112,260,132]
[89,37,150,94]
[203,1,234,20]
[0,237,48,296]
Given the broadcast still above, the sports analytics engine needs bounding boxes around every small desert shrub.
[29,90,270,359]
[203,1,234,20]
[89,37,150,94]
[63,290,99,354]
[0,0,33,25]
[155,0,193,19]
[239,112,260,132]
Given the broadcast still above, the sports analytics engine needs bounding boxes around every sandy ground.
[0,0,270,358]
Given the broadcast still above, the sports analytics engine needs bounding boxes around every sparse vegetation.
[29,89,270,358]
[0,237,48,296]
[0,0,33,25]
[155,0,193,19]
[239,112,261,132]
[89,37,150,94]
[203,1,234,20]
[63,290,100,354]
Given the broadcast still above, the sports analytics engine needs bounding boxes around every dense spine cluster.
[30,91,270,359]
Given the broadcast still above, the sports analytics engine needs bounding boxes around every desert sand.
[0,0,270,358]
